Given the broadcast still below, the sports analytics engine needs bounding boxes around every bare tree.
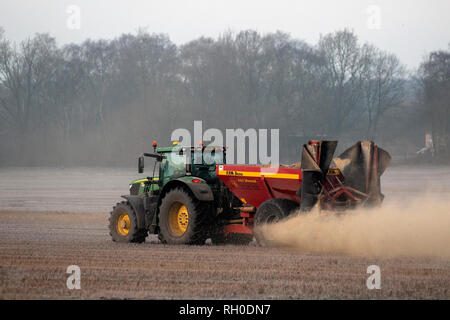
[360,44,406,139]
[420,48,450,159]
[318,29,364,136]
[0,27,418,165]
[0,33,58,132]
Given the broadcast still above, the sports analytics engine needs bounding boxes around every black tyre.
[109,201,147,243]
[211,233,254,245]
[158,187,211,245]
[254,198,299,246]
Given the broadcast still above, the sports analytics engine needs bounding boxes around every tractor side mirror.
[138,156,144,173]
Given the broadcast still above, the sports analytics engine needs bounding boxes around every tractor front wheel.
[109,201,147,243]
[158,187,211,245]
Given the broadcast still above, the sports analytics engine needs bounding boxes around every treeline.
[0,27,448,166]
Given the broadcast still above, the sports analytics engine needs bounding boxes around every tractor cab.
[131,142,225,196]
[156,143,225,184]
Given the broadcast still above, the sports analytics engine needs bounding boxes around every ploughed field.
[0,166,449,299]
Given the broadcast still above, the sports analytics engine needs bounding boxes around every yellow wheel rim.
[168,202,189,236]
[117,213,131,236]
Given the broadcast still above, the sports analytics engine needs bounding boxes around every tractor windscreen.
[162,153,187,180]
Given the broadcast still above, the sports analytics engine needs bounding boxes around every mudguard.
[121,195,146,229]
[161,177,214,201]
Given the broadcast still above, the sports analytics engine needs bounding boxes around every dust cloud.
[256,196,450,259]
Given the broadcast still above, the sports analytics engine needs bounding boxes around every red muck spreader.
[216,141,391,242]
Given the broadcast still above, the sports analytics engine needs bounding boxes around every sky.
[0,0,449,69]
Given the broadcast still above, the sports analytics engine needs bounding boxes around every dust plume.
[256,197,450,259]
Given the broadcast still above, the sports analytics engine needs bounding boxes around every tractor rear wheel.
[254,198,299,246]
[109,201,147,243]
[158,187,211,245]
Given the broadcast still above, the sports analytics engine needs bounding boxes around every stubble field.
[0,166,449,299]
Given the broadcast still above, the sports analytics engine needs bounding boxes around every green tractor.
[108,142,251,245]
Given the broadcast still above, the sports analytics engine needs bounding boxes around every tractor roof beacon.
[109,140,391,246]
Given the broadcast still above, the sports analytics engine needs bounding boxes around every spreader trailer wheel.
[254,198,299,246]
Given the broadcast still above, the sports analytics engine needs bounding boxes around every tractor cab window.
[192,149,224,165]
[161,153,187,181]
[203,151,224,165]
